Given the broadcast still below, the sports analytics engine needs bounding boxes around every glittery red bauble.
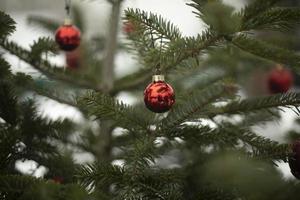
[289,140,300,179]
[268,67,293,94]
[144,80,175,113]
[55,24,81,51]
[66,48,81,69]
[123,21,135,34]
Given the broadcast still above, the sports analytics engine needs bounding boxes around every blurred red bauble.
[55,22,81,51]
[66,48,81,69]
[144,75,175,113]
[123,21,135,34]
[267,66,293,94]
[52,176,64,184]
[289,140,300,179]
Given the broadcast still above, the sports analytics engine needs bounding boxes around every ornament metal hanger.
[65,0,71,17]
[150,29,165,82]
[64,0,72,25]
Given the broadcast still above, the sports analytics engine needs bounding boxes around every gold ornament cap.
[152,75,165,82]
[64,18,72,26]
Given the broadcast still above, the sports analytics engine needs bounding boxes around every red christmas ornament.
[66,48,81,69]
[55,19,81,51]
[52,176,64,184]
[123,21,135,34]
[267,65,293,94]
[289,140,300,179]
[144,75,175,113]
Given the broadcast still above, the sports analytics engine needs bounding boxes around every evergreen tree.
[2,0,300,199]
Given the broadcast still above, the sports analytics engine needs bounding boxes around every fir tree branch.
[230,35,300,69]
[160,30,221,71]
[75,163,124,190]
[0,11,16,38]
[0,79,18,126]
[123,136,157,169]
[168,124,290,161]
[241,7,300,32]
[161,83,236,133]
[235,128,291,161]
[132,169,184,200]
[0,175,41,193]
[220,124,291,161]
[2,175,89,200]
[187,0,222,19]
[0,58,12,79]
[27,80,79,108]
[114,31,222,94]
[0,39,102,91]
[240,0,280,23]
[30,37,58,59]
[125,9,182,41]
[204,93,300,118]
[78,92,155,132]
[167,125,239,147]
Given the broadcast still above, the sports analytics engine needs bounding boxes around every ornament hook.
[65,0,72,17]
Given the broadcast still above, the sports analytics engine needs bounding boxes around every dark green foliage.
[201,2,241,34]
[78,92,155,132]
[231,35,300,69]
[241,8,300,31]
[241,0,281,23]
[0,39,100,91]
[161,82,237,133]
[76,163,124,190]
[205,92,300,117]
[0,175,88,200]
[0,78,18,126]
[2,0,300,199]
[125,9,182,41]
[30,37,58,60]
[0,11,15,38]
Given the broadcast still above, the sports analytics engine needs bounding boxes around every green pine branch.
[241,7,300,32]
[203,92,300,118]
[0,11,16,38]
[123,136,157,169]
[0,175,88,200]
[114,30,222,94]
[161,82,237,133]
[168,124,290,161]
[187,0,221,18]
[167,125,239,147]
[0,126,19,171]
[125,8,182,41]
[0,79,18,126]
[0,39,102,91]
[76,163,124,190]
[0,175,42,193]
[220,123,291,161]
[240,0,280,23]
[230,34,300,69]
[78,92,155,132]
[160,30,221,71]
[30,37,58,59]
